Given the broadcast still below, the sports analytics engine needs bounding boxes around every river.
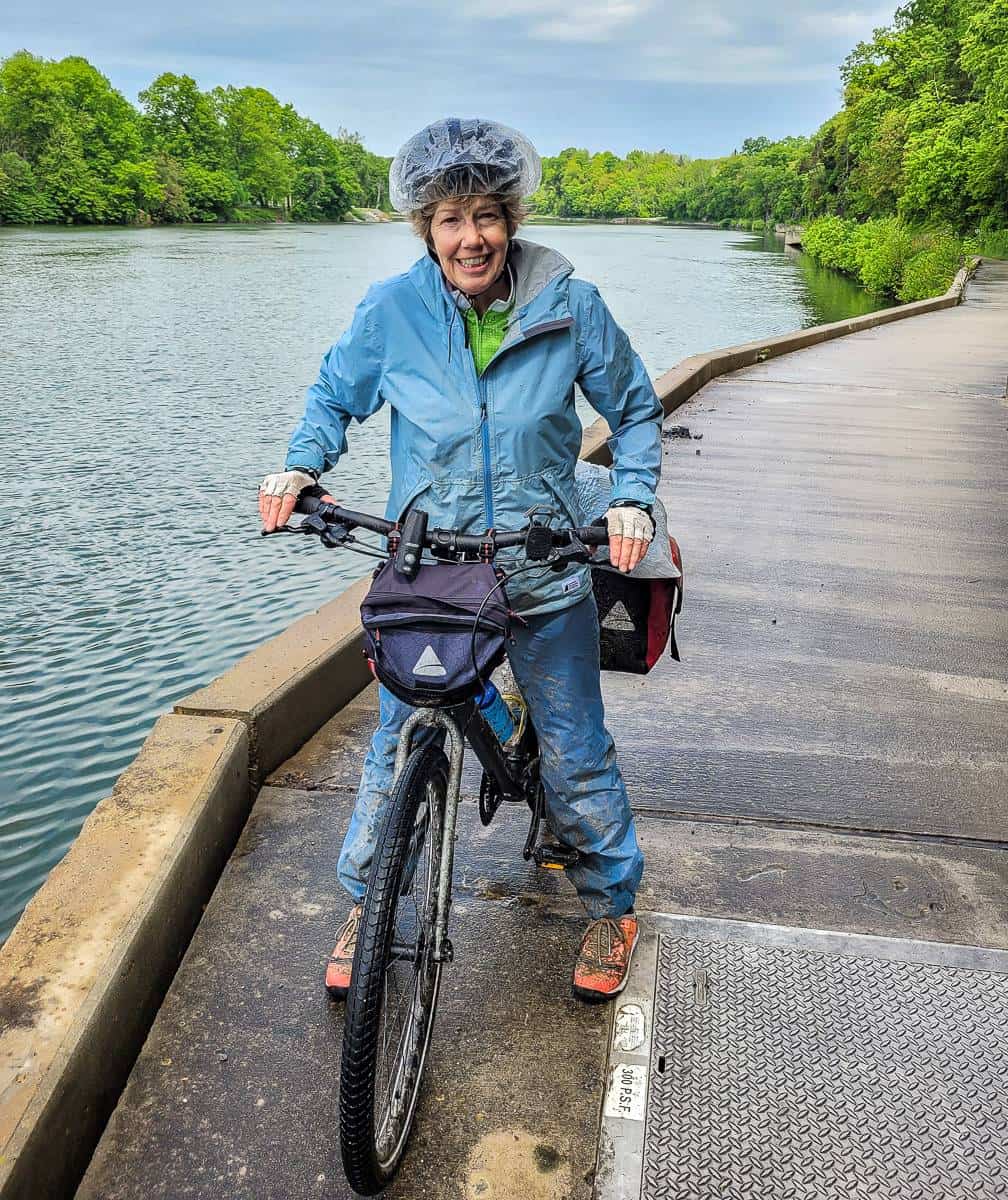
[0,221,882,939]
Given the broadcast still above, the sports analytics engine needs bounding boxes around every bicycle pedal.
[533,843,580,871]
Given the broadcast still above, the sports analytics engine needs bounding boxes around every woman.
[259,118,662,1002]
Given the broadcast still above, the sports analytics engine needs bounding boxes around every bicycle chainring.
[478,771,502,827]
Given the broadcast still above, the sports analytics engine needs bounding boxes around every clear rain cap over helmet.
[389,117,541,214]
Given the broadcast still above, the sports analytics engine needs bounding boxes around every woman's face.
[429,198,508,295]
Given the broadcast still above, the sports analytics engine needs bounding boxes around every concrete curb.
[175,575,373,786]
[0,715,249,1200]
[0,260,978,1199]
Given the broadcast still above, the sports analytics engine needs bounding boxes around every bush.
[802,216,859,272]
[804,215,968,299]
[975,227,1008,259]
[898,230,965,301]
[857,217,915,296]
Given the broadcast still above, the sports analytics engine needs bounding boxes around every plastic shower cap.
[389,117,541,213]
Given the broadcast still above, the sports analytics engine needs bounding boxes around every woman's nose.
[460,219,484,246]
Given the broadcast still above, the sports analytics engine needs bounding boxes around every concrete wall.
[0,261,976,1199]
[0,716,248,1200]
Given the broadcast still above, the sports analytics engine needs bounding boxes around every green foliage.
[532,138,810,224]
[857,217,916,295]
[803,215,970,298]
[3,0,1005,237]
[804,0,1008,229]
[802,215,859,272]
[899,229,967,299]
[531,1,1005,244]
[973,226,1008,257]
[139,73,224,169]
[0,50,390,225]
[0,150,53,221]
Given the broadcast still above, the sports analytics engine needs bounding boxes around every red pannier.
[591,536,683,674]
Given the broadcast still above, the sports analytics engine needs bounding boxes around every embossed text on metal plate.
[604,1062,647,1121]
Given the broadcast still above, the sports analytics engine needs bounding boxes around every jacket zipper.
[480,393,494,529]
[463,320,495,528]
[465,314,575,532]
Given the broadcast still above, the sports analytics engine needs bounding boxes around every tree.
[139,73,224,169]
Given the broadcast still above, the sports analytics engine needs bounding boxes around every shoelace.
[584,918,629,968]
[337,907,362,957]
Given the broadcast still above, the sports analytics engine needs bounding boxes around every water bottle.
[476,681,516,745]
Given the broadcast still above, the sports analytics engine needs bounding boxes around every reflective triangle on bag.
[412,644,448,677]
[601,601,636,632]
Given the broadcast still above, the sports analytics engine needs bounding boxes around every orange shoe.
[572,914,639,1003]
[325,903,363,1000]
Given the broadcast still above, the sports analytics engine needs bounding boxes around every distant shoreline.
[0,213,780,235]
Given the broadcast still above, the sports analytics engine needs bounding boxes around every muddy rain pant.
[337,594,643,919]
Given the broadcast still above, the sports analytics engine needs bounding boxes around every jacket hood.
[408,237,574,326]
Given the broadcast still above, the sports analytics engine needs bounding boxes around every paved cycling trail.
[77,261,1008,1199]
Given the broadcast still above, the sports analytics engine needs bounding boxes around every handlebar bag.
[591,536,684,674]
[360,559,510,707]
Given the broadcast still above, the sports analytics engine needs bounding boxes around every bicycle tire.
[339,742,449,1194]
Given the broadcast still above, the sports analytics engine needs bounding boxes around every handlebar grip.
[294,485,328,515]
[577,524,610,546]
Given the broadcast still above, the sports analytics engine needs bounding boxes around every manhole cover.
[641,935,1008,1199]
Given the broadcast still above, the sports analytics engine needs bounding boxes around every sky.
[1,1,898,158]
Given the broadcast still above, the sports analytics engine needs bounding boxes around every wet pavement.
[78,261,1008,1198]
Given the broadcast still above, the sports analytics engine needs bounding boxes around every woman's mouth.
[457,254,491,273]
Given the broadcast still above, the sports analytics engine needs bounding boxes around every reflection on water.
[0,222,884,939]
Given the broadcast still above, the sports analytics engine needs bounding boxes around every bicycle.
[265,493,609,1195]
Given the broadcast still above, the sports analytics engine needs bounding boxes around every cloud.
[465,0,654,43]
[682,10,739,39]
[0,0,896,153]
[797,6,894,38]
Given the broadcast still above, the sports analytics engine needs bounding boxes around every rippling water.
[0,221,881,938]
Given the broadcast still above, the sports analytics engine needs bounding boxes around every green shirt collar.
[450,263,515,315]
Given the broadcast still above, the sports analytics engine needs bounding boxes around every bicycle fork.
[392,708,466,966]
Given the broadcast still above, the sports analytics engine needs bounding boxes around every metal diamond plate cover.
[644,936,1008,1199]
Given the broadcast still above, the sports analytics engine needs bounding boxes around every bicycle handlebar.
[294,493,609,554]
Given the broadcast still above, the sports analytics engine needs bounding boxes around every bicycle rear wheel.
[339,742,449,1194]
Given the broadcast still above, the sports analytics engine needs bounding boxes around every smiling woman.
[412,194,523,301]
[259,116,665,1021]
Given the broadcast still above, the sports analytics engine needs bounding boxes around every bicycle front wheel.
[339,742,449,1194]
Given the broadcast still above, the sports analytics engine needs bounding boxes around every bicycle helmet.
[389,117,541,213]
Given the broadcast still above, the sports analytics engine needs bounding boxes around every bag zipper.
[361,612,508,633]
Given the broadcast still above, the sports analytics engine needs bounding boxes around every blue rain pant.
[337,594,643,919]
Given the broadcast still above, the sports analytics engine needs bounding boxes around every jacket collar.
[408,237,574,329]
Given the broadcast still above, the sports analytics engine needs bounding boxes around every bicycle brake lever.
[260,515,351,541]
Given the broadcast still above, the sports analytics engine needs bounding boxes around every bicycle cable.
[468,561,549,693]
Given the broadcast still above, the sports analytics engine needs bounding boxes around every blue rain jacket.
[285,237,663,613]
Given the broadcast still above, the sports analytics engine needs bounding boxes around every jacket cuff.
[612,498,653,515]
[284,462,321,480]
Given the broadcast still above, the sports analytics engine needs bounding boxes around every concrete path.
[77,261,1008,1199]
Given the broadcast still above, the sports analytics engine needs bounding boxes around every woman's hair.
[410,192,526,246]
